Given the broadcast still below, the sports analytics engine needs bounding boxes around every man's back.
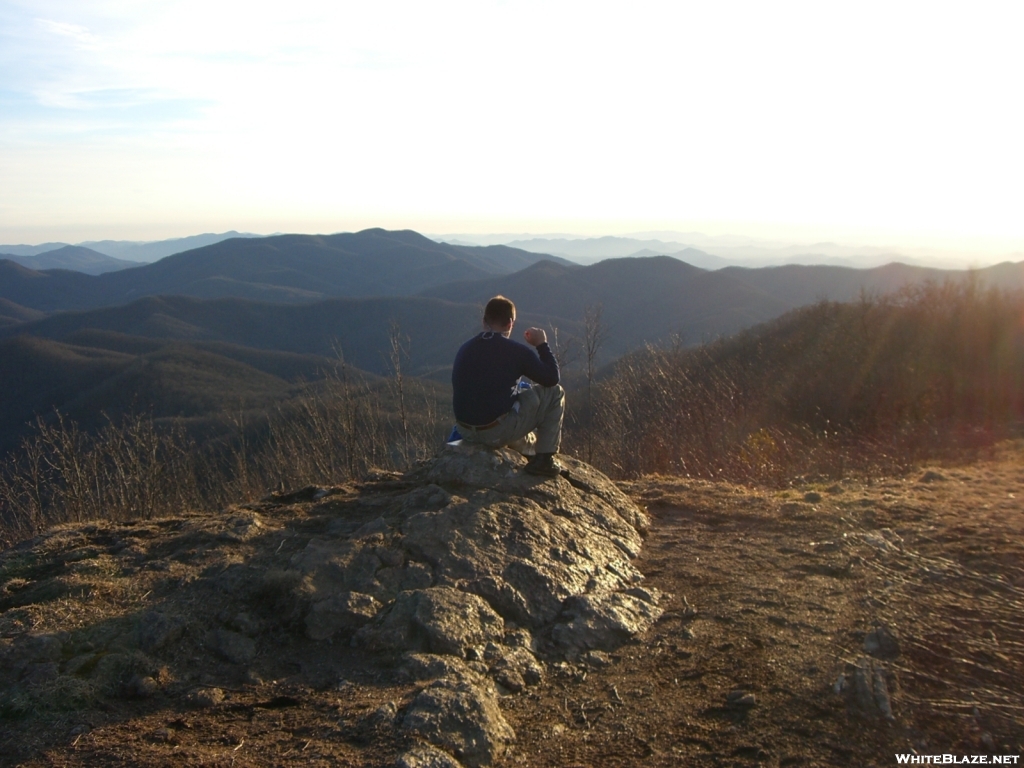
[452,332,559,426]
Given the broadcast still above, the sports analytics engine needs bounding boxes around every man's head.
[483,296,515,335]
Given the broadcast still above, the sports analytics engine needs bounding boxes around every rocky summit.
[4,446,1024,765]
[0,445,663,766]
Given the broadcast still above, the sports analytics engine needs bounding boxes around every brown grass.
[0,361,445,547]
[564,281,1024,483]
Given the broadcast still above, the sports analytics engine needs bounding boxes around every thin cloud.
[35,18,101,49]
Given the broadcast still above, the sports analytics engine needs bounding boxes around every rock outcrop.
[289,444,664,764]
[295,445,660,652]
[0,444,663,766]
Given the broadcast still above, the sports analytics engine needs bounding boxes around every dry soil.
[2,446,1023,767]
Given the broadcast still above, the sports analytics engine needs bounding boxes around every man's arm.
[522,327,559,386]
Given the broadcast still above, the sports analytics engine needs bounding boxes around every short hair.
[483,296,515,327]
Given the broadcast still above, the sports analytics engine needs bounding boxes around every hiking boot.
[523,453,561,477]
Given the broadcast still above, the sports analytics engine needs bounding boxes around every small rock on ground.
[864,625,901,659]
[397,744,465,768]
[187,687,224,708]
[401,678,514,768]
[206,629,255,665]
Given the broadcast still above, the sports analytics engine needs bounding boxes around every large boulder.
[293,444,665,768]
[296,445,662,658]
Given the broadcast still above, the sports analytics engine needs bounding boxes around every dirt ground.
[508,450,1024,767]
[3,445,1023,767]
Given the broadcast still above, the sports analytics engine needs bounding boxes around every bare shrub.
[212,354,445,502]
[577,304,608,464]
[566,283,1024,484]
[386,318,412,463]
[0,411,207,546]
[0,353,447,544]
[232,366,388,497]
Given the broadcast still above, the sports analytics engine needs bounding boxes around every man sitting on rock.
[452,295,565,477]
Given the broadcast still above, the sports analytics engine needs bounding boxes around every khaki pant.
[458,384,565,455]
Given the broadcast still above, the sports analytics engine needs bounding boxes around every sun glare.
[0,1,1021,256]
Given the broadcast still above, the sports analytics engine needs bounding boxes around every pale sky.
[1,1,1022,256]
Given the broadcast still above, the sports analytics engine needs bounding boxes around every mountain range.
[3,226,1024,454]
[439,233,1005,270]
[9,248,1023,368]
[419,257,1024,357]
[0,229,571,312]
[0,245,143,275]
[0,231,262,264]
[2,294,485,377]
[0,294,474,453]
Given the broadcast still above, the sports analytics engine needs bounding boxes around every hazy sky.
[1,1,1022,254]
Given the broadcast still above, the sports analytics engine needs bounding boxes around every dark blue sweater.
[452,333,560,425]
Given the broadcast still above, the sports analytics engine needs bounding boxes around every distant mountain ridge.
[502,235,694,264]
[0,229,566,312]
[0,231,263,264]
[1,245,143,275]
[418,255,1024,359]
[447,233,996,270]
[9,250,1021,373]
[0,242,75,257]
[420,257,789,357]
[4,229,1023,362]
[444,234,735,269]
[79,231,264,263]
[624,248,732,270]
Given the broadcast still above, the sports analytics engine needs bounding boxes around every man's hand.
[523,327,547,347]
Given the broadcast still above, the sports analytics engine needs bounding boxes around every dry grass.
[565,282,1024,483]
[0,362,445,547]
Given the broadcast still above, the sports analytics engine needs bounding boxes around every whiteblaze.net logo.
[895,756,1020,765]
